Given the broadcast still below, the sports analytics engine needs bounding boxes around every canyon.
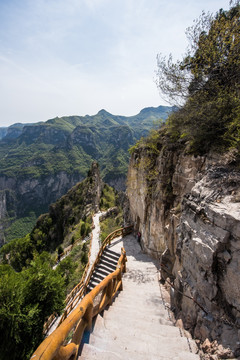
[0,105,172,245]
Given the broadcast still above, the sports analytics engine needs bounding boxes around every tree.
[80,222,86,236]
[0,253,65,360]
[0,234,34,271]
[156,2,240,154]
[56,256,78,288]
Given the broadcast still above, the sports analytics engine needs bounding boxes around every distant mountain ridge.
[0,106,173,181]
[0,105,173,243]
[0,106,172,140]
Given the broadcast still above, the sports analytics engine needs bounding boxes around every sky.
[0,0,231,127]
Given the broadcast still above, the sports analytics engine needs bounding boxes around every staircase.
[31,229,200,360]
[80,235,199,360]
[87,248,121,293]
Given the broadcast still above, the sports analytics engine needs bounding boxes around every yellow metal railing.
[32,225,133,360]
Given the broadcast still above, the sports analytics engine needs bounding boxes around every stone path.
[47,211,105,335]
[85,211,104,279]
[80,235,200,360]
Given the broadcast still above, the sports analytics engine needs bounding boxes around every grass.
[6,212,37,241]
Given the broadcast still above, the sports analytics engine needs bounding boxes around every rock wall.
[173,166,240,355]
[106,175,126,191]
[127,144,240,356]
[0,171,84,245]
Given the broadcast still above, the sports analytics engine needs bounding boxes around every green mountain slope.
[0,106,173,181]
[0,105,173,243]
[0,162,105,360]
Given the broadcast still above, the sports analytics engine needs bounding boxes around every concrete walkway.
[47,211,105,335]
[80,235,199,360]
[85,211,104,279]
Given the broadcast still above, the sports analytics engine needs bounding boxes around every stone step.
[87,314,198,358]
[80,235,199,360]
[80,343,162,360]
[111,291,166,311]
[91,272,105,281]
[105,301,172,318]
[100,306,173,327]
[92,313,188,341]
[100,255,119,266]
[98,259,117,271]
[94,266,110,277]
[96,262,115,274]
[103,249,121,261]
[111,290,164,304]
[80,340,199,360]
[89,332,198,356]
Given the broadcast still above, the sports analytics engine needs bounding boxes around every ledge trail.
[47,211,104,335]
[80,234,199,360]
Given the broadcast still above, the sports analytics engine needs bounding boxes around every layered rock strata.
[0,171,83,245]
[127,144,240,356]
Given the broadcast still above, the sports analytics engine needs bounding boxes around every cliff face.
[33,161,103,251]
[127,143,240,355]
[0,171,84,246]
[0,171,83,214]
[0,162,103,271]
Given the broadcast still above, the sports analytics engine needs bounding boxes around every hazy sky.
[0,0,230,126]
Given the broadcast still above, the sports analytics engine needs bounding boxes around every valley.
[0,105,172,244]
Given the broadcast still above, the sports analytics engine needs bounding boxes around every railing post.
[83,300,93,331]
[56,343,78,360]
[118,271,123,291]
[121,248,127,273]
[106,279,113,306]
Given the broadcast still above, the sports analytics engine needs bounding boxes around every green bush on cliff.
[156,2,240,156]
[0,253,65,360]
[100,184,116,210]
[100,212,123,243]
[0,163,106,359]
[0,234,37,272]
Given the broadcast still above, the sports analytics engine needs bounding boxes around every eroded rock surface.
[127,145,240,356]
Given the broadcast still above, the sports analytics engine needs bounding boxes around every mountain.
[1,162,103,268]
[0,106,172,180]
[0,123,34,140]
[0,105,173,244]
[0,127,7,140]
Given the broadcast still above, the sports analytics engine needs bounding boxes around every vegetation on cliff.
[1,163,101,270]
[0,162,108,359]
[128,2,240,222]
[156,2,240,156]
[0,253,65,360]
[99,183,124,242]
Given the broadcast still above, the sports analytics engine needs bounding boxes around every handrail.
[31,248,127,360]
[43,230,94,334]
[43,224,133,334]
[57,225,133,326]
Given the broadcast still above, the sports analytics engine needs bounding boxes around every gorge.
[0,105,172,245]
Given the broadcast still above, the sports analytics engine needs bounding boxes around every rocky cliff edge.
[126,139,240,357]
